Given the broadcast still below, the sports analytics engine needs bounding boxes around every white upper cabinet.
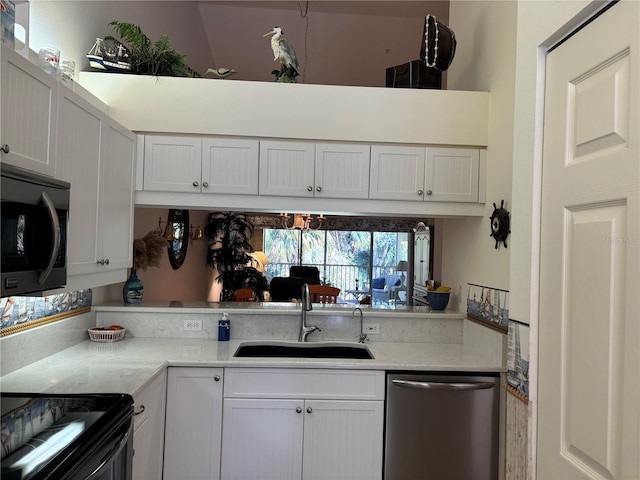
[1,44,58,176]
[202,138,259,195]
[143,135,202,192]
[143,135,259,194]
[56,89,135,279]
[369,145,426,201]
[259,141,370,199]
[98,120,136,271]
[370,145,481,202]
[315,143,370,199]
[258,140,315,197]
[425,147,480,202]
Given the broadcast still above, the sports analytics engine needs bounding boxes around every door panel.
[538,2,639,478]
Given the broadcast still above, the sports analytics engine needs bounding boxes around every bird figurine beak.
[263,30,275,37]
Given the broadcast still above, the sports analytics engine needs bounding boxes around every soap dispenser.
[218,312,230,341]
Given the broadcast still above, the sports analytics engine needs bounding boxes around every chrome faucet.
[299,284,320,342]
[352,307,369,343]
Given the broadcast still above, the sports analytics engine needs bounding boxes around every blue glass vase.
[123,268,143,304]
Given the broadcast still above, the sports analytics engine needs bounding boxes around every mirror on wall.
[165,209,189,270]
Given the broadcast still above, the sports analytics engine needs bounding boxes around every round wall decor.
[489,200,510,249]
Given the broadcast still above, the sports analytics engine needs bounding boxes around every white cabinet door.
[369,145,425,201]
[0,44,57,176]
[143,135,202,192]
[315,143,370,199]
[99,120,135,270]
[54,80,135,281]
[302,400,384,480]
[424,147,479,202]
[202,138,259,194]
[133,371,167,480]
[221,398,304,480]
[55,89,102,276]
[259,140,315,196]
[164,367,224,480]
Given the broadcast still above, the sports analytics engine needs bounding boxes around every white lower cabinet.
[221,368,385,480]
[133,370,167,480]
[163,367,224,480]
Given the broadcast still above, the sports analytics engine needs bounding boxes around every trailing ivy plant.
[205,212,256,301]
[107,20,201,77]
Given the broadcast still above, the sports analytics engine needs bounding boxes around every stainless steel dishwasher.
[384,372,500,480]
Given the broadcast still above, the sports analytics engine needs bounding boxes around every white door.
[315,143,370,199]
[164,368,224,480]
[143,135,202,192]
[202,138,259,195]
[0,45,57,176]
[424,147,479,202]
[538,2,639,479]
[98,120,135,271]
[220,398,304,480]
[369,145,425,201]
[258,140,315,197]
[302,400,384,480]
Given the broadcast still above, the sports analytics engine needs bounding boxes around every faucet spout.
[352,307,369,343]
[299,284,320,342]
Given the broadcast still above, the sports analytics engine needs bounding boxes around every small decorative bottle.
[123,268,143,304]
[218,313,230,341]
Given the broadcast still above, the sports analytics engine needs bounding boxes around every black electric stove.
[1,393,134,480]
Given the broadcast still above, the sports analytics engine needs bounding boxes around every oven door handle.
[85,422,132,480]
[38,191,61,286]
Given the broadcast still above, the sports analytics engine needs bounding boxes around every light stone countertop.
[0,335,504,397]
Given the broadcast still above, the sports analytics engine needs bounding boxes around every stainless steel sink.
[234,341,374,359]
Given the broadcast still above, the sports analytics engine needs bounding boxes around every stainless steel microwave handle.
[38,191,61,285]
[391,379,496,391]
[85,422,132,480]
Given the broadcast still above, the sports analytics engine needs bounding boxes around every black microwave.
[1,164,70,297]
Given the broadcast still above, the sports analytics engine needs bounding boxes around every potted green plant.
[205,212,260,301]
[107,20,200,77]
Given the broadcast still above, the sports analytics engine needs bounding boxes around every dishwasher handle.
[391,379,496,391]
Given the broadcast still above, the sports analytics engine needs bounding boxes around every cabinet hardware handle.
[391,379,496,390]
[104,258,109,265]
[306,407,313,414]
[97,259,104,265]
[316,186,322,192]
[133,404,146,416]
[296,407,302,414]
[193,181,199,187]
[1,144,9,154]
[426,190,433,196]
[417,190,423,196]
[203,182,209,188]
[214,375,220,382]
[307,186,313,192]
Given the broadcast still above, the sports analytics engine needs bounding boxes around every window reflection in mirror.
[166,209,189,270]
[263,227,420,307]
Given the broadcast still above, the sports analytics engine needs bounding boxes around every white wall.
[29,1,214,77]
[28,1,447,87]
[440,1,516,298]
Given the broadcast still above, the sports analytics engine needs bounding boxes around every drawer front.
[224,368,385,400]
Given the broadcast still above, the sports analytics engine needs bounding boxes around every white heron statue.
[263,26,299,82]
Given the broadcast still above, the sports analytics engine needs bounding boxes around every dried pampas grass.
[133,231,167,271]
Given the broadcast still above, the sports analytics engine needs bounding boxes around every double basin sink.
[234,341,374,359]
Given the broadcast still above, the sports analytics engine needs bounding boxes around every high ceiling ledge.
[78,72,489,146]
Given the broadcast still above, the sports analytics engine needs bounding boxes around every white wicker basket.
[88,328,126,343]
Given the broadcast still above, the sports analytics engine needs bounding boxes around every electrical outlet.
[183,319,203,332]
[363,323,379,335]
